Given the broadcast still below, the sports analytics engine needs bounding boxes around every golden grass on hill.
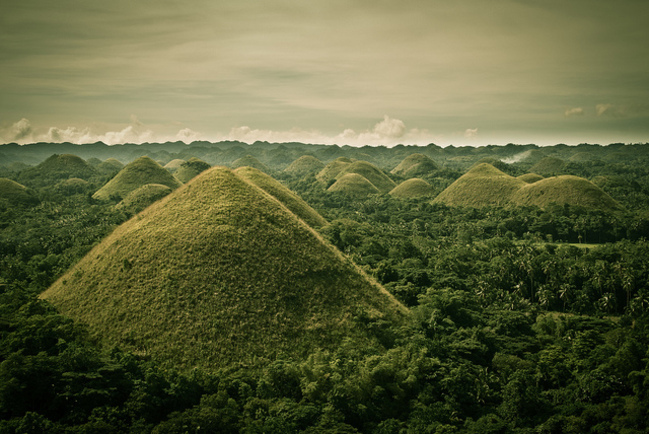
[517,173,544,184]
[336,161,396,193]
[512,175,623,212]
[391,153,439,178]
[327,173,381,197]
[116,183,173,214]
[433,163,526,207]
[235,166,327,228]
[284,155,325,175]
[389,178,435,198]
[96,158,124,175]
[42,166,408,370]
[92,156,182,201]
[231,155,269,173]
[0,178,40,206]
[19,154,98,185]
[174,158,211,183]
[316,157,354,185]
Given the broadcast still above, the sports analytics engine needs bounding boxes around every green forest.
[1,140,649,433]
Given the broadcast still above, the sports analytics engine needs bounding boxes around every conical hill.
[336,161,396,193]
[231,155,269,173]
[517,173,544,184]
[116,183,173,215]
[529,157,565,175]
[0,178,40,206]
[391,154,439,178]
[42,167,407,370]
[174,158,211,183]
[389,178,435,198]
[316,157,354,185]
[164,159,186,173]
[284,155,325,176]
[18,154,97,187]
[235,167,327,228]
[512,175,623,212]
[93,156,182,201]
[327,173,381,197]
[433,163,525,207]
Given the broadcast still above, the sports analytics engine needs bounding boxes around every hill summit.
[92,156,182,201]
[18,154,97,187]
[42,166,407,370]
[391,153,439,178]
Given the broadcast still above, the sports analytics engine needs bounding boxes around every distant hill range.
[434,163,623,211]
[41,166,408,370]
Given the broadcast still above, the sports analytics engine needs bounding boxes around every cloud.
[372,115,406,139]
[596,103,625,117]
[565,107,584,117]
[176,128,202,143]
[0,118,34,143]
[464,128,478,138]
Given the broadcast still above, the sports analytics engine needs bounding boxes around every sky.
[1,0,648,147]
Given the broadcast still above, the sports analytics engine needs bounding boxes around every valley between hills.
[1,140,649,432]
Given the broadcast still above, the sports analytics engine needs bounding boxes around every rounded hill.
[284,155,325,176]
[164,159,186,172]
[231,155,269,173]
[42,167,407,370]
[391,154,439,178]
[0,178,40,206]
[174,158,211,183]
[530,157,565,175]
[327,173,381,197]
[19,154,97,187]
[96,158,124,175]
[92,156,182,201]
[116,183,173,215]
[316,157,354,185]
[389,178,435,198]
[512,175,623,212]
[517,173,544,184]
[433,163,525,207]
[336,161,396,193]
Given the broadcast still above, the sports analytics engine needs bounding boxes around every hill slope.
[512,175,623,211]
[18,154,97,187]
[174,158,211,183]
[391,153,439,178]
[336,161,396,193]
[284,155,325,176]
[433,163,525,207]
[92,156,182,201]
[116,183,173,214]
[42,167,407,370]
[231,155,269,173]
[389,178,435,198]
[0,178,40,206]
[327,173,381,197]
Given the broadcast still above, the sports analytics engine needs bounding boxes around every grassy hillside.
[92,156,182,201]
[517,173,544,183]
[0,178,40,206]
[18,154,98,187]
[391,153,439,178]
[336,161,396,193]
[433,163,526,207]
[327,173,381,197]
[316,157,354,185]
[174,157,211,183]
[235,166,327,228]
[231,155,269,173]
[530,156,565,175]
[163,158,186,172]
[116,183,173,215]
[389,178,435,198]
[96,158,124,176]
[42,167,407,370]
[284,155,325,176]
[513,175,624,212]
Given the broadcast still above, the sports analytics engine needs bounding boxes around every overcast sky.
[1,0,648,146]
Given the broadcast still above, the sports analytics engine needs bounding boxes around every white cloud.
[464,128,478,138]
[0,118,34,143]
[176,128,202,143]
[372,115,406,139]
[565,107,584,117]
[595,103,627,117]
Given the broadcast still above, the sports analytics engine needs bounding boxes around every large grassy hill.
[327,173,381,197]
[231,155,269,173]
[433,163,526,207]
[389,178,435,198]
[116,183,173,215]
[174,157,211,183]
[92,156,182,201]
[0,178,40,206]
[336,161,396,193]
[18,154,98,187]
[512,175,623,212]
[42,166,407,370]
[391,153,439,178]
[316,157,354,185]
[284,155,325,176]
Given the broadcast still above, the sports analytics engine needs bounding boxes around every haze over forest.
[2,0,649,147]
